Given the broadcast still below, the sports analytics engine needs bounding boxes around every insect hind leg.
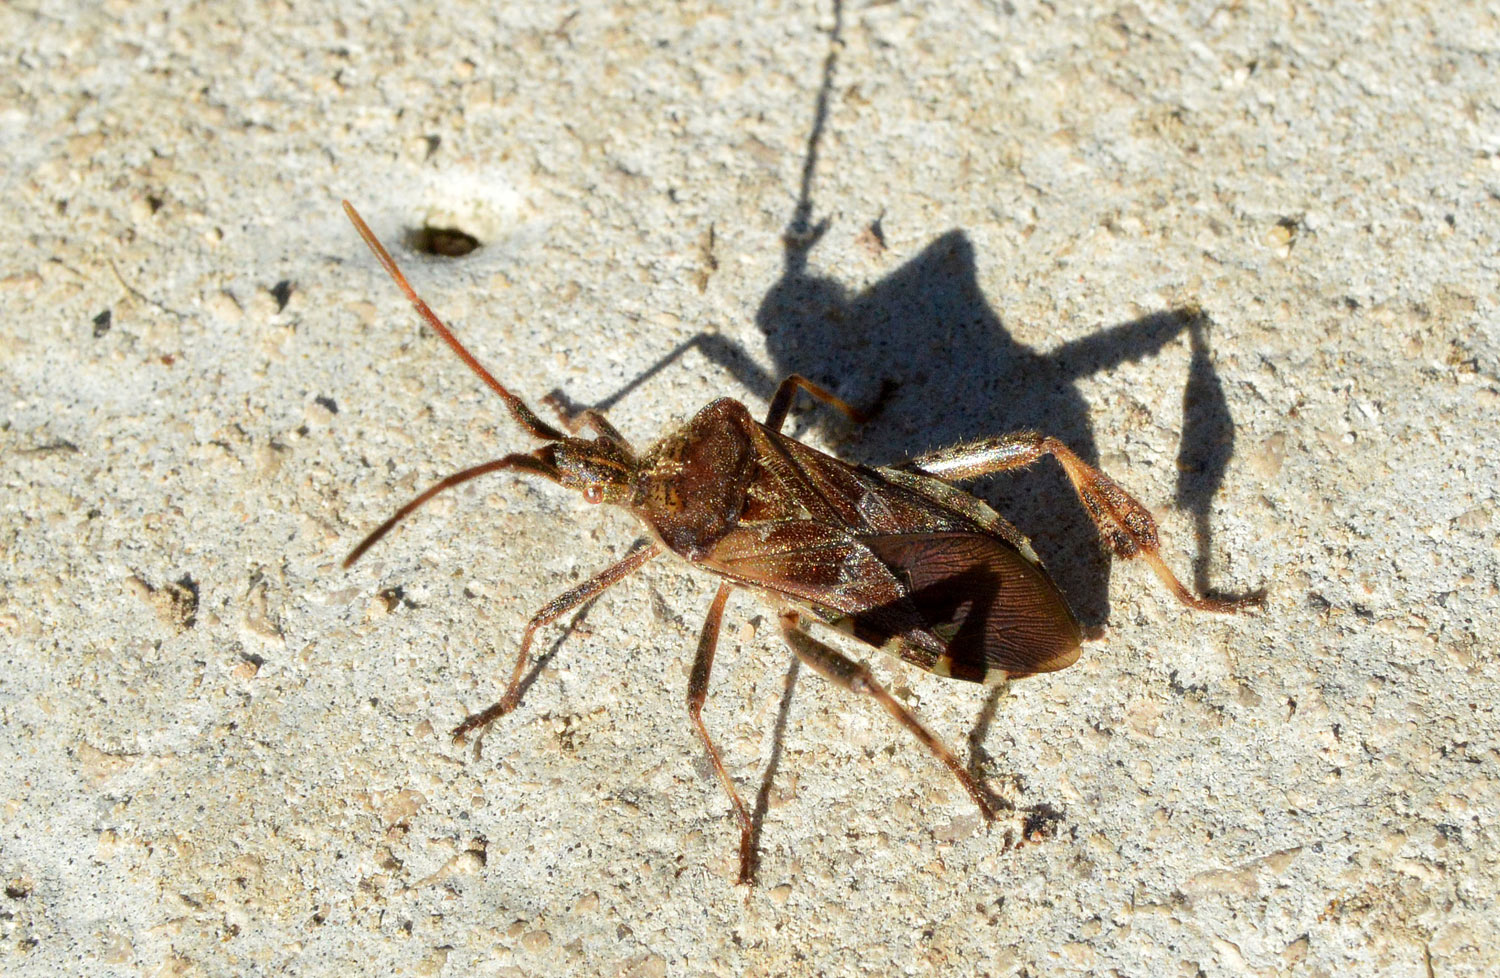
[777,610,997,824]
[903,433,1262,613]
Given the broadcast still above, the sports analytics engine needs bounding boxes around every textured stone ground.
[3,2,1498,976]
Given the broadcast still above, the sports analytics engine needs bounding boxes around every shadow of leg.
[747,655,801,884]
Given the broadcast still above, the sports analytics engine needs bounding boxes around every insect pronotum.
[340,201,1261,884]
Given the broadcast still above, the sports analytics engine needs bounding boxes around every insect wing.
[704,520,908,614]
[859,532,1084,682]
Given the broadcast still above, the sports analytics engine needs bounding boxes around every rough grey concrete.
[2,2,1498,975]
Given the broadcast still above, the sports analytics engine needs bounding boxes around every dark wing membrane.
[860,532,1084,681]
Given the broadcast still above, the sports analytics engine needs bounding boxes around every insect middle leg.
[778,610,998,823]
[764,374,870,432]
[452,541,661,745]
[904,433,1260,612]
[686,583,758,884]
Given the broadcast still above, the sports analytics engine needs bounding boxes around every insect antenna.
[342,453,561,568]
[342,200,565,442]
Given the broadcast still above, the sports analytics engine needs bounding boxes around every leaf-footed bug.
[340,201,1263,884]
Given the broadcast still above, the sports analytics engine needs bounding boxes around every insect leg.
[904,433,1261,612]
[777,610,998,823]
[572,410,631,450]
[764,374,870,432]
[538,391,635,453]
[452,541,661,746]
[686,583,757,884]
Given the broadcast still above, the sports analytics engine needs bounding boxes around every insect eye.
[583,485,604,504]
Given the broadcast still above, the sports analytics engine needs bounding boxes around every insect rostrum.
[341,201,1261,885]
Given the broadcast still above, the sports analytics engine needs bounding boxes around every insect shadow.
[559,0,1254,850]
[590,242,1239,625]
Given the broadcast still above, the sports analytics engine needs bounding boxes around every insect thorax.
[632,399,760,560]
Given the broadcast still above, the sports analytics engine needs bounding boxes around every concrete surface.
[2,1,1498,976]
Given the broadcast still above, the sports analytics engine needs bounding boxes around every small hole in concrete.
[407,225,481,258]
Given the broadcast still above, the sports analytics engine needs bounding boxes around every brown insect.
[340,201,1261,884]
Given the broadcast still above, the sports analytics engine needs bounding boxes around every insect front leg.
[777,610,998,824]
[539,391,634,451]
[904,433,1261,612]
[686,583,758,885]
[453,542,660,748]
